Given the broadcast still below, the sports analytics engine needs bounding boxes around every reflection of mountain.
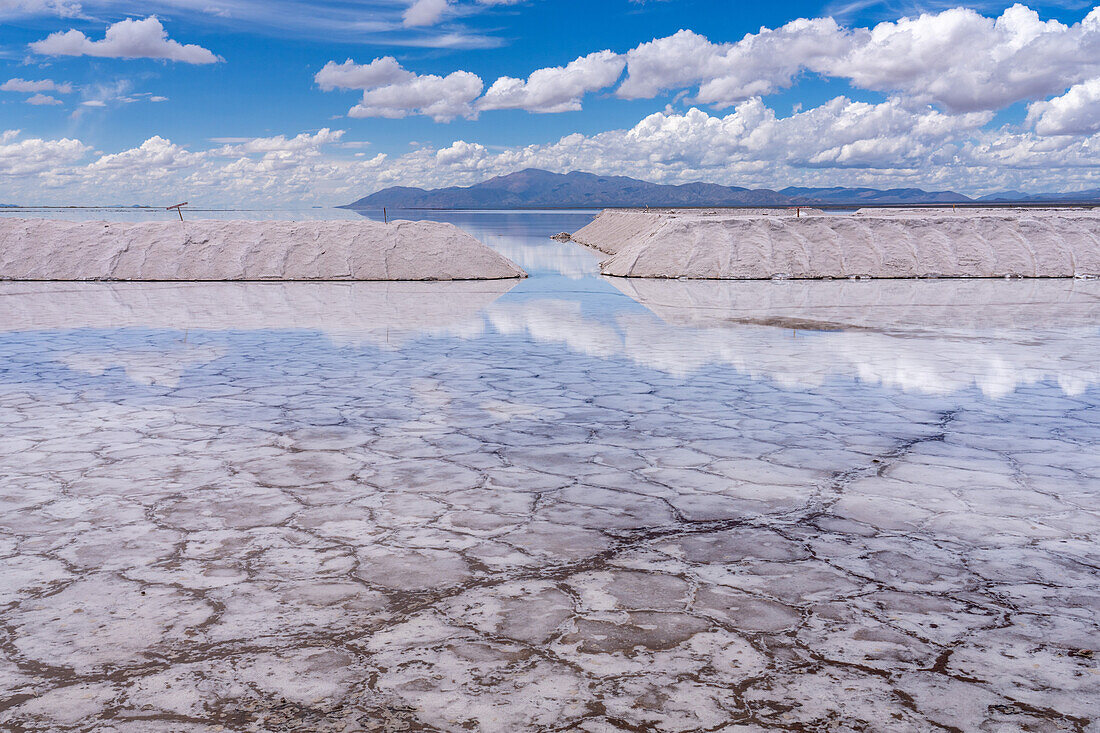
[0,281,517,347]
[488,279,1100,398]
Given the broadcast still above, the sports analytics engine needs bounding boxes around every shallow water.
[0,210,1098,731]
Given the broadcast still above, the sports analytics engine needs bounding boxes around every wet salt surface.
[1,210,1099,732]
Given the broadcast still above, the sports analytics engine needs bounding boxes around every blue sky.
[2,0,1100,204]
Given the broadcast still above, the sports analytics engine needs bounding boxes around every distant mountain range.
[342,169,1100,209]
[973,189,1100,203]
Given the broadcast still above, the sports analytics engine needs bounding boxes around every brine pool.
[0,210,1098,732]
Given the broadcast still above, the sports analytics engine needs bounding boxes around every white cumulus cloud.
[616,4,1100,113]
[30,16,222,64]
[6,90,1100,207]
[0,129,90,178]
[2,78,73,93]
[479,50,625,113]
[316,50,623,120]
[26,93,64,105]
[1027,78,1100,136]
[617,21,845,103]
[316,56,483,121]
[822,4,1100,113]
[314,57,415,91]
[87,135,201,175]
[313,4,1100,123]
[350,71,483,121]
[210,128,345,156]
[435,139,489,167]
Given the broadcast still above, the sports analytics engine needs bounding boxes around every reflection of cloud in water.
[487,299,622,358]
[61,345,227,388]
[489,279,1100,397]
[2,281,515,386]
[0,281,516,349]
[7,278,1099,398]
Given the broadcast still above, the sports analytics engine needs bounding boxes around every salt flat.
[572,207,1100,278]
[0,210,1097,732]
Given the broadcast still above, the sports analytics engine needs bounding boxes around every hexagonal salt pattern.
[0,211,1098,732]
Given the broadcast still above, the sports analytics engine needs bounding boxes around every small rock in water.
[550,232,572,241]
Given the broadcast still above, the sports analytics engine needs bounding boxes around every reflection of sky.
[0,210,1098,400]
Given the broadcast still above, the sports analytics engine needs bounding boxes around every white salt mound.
[571,208,1100,279]
[0,218,526,281]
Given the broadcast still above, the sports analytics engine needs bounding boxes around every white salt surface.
[571,208,1100,279]
[0,218,526,280]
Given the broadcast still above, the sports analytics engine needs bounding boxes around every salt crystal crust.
[571,208,1100,279]
[0,218,527,281]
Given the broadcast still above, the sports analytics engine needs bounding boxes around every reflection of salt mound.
[571,209,1100,279]
[0,281,517,347]
[608,278,1100,396]
[0,218,525,281]
[611,278,1100,330]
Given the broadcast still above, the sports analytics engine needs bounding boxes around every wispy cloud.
[3,0,523,48]
[821,0,1090,22]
